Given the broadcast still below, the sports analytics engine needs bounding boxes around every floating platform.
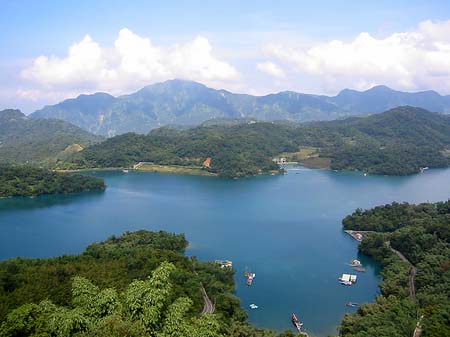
[339,273,357,285]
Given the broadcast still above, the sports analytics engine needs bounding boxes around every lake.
[2,167,450,336]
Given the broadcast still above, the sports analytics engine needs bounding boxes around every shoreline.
[57,164,283,178]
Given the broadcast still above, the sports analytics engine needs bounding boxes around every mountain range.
[31,79,450,136]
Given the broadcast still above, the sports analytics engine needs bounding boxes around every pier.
[344,230,374,242]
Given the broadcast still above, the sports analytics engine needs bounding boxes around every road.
[385,241,417,301]
[200,285,215,315]
[385,241,422,337]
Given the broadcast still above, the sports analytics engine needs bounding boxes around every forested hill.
[340,201,450,337]
[31,79,450,136]
[0,230,295,337]
[0,165,106,197]
[0,109,102,165]
[64,106,450,177]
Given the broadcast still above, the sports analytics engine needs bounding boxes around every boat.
[349,259,362,267]
[245,271,256,286]
[346,302,359,307]
[291,313,304,332]
[122,169,129,173]
[249,304,258,309]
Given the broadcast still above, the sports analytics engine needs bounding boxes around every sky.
[1,0,450,113]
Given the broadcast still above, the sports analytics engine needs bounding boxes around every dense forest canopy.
[0,165,105,197]
[64,106,450,177]
[0,230,296,337]
[340,201,450,337]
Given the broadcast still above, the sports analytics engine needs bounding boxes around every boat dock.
[215,260,233,268]
[344,230,373,242]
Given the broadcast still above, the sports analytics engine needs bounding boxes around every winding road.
[200,285,215,315]
[385,241,417,301]
[385,241,422,337]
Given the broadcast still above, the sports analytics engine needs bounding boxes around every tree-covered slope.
[0,109,102,164]
[340,201,450,337]
[65,106,450,177]
[0,165,105,197]
[0,230,294,337]
[321,106,450,175]
[30,79,450,136]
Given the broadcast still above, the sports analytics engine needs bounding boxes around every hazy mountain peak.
[365,85,394,93]
[0,109,26,120]
[30,80,450,136]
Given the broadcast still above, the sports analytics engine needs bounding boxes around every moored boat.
[245,271,256,286]
[349,259,362,267]
[291,313,304,332]
[346,302,359,307]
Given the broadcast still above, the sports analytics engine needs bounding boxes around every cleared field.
[278,146,320,160]
[136,164,216,176]
[297,157,332,169]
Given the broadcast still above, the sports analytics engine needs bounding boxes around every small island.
[0,165,106,198]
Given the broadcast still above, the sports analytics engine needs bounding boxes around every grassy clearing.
[297,157,331,169]
[136,164,217,176]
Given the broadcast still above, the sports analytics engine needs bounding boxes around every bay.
[1,167,450,336]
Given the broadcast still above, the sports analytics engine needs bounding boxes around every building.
[272,157,287,165]
[203,157,212,168]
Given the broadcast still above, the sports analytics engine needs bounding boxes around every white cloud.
[22,28,240,95]
[263,20,450,93]
[256,61,285,78]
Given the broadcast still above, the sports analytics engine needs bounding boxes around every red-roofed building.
[203,157,212,168]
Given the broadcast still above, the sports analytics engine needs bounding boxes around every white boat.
[349,259,362,267]
[122,169,129,173]
[249,304,258,309]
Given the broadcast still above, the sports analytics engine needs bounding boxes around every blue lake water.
[2,167,450,336]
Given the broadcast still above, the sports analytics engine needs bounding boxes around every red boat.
[291,313,304,332]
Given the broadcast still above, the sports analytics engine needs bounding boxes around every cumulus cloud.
[264,20,450,93]
[256,61,285,78]
[22,28,240,95]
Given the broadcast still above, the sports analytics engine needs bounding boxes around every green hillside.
[65,106,450,177]
[0,165,105,197]
[0,230,294,337]
[0,109,102,165]
[340,201,450,337]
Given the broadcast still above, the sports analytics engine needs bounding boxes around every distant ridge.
[31,79,450,136]
[0,109,102,164]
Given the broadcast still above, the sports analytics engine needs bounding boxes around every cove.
[2,167,450,336]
